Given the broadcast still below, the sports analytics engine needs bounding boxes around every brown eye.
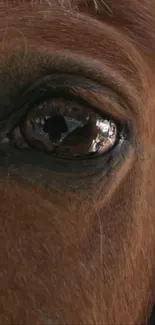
[10,98,118,159]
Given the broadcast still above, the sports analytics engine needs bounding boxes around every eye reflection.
[10,98,118,158]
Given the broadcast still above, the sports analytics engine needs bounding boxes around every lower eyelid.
[0,129,131,190]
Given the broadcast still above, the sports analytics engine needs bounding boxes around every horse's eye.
[10,97,118,159]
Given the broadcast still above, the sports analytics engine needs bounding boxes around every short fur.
[0,0,155,324]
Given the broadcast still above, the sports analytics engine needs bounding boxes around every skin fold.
[0,0,155,324]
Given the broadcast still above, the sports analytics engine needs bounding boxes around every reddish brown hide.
[0,0,155,324]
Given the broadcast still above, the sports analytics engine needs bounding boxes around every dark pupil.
[43,115,68,142]
[42,113,92,156]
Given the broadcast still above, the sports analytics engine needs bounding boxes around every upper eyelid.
[0,73,128,143]
[16,73,131,122]
[0,51,137,120]
[72,85,131,121]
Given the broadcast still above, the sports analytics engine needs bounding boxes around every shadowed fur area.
[0,0,155,324]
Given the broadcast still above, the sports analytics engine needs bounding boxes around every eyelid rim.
[0,73,130,139]
[0,133,130,175]
[22,73,133,121]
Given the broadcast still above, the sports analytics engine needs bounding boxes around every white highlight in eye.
[88,118,117,154]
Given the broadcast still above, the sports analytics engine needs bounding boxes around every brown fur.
[0,0,155,324]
